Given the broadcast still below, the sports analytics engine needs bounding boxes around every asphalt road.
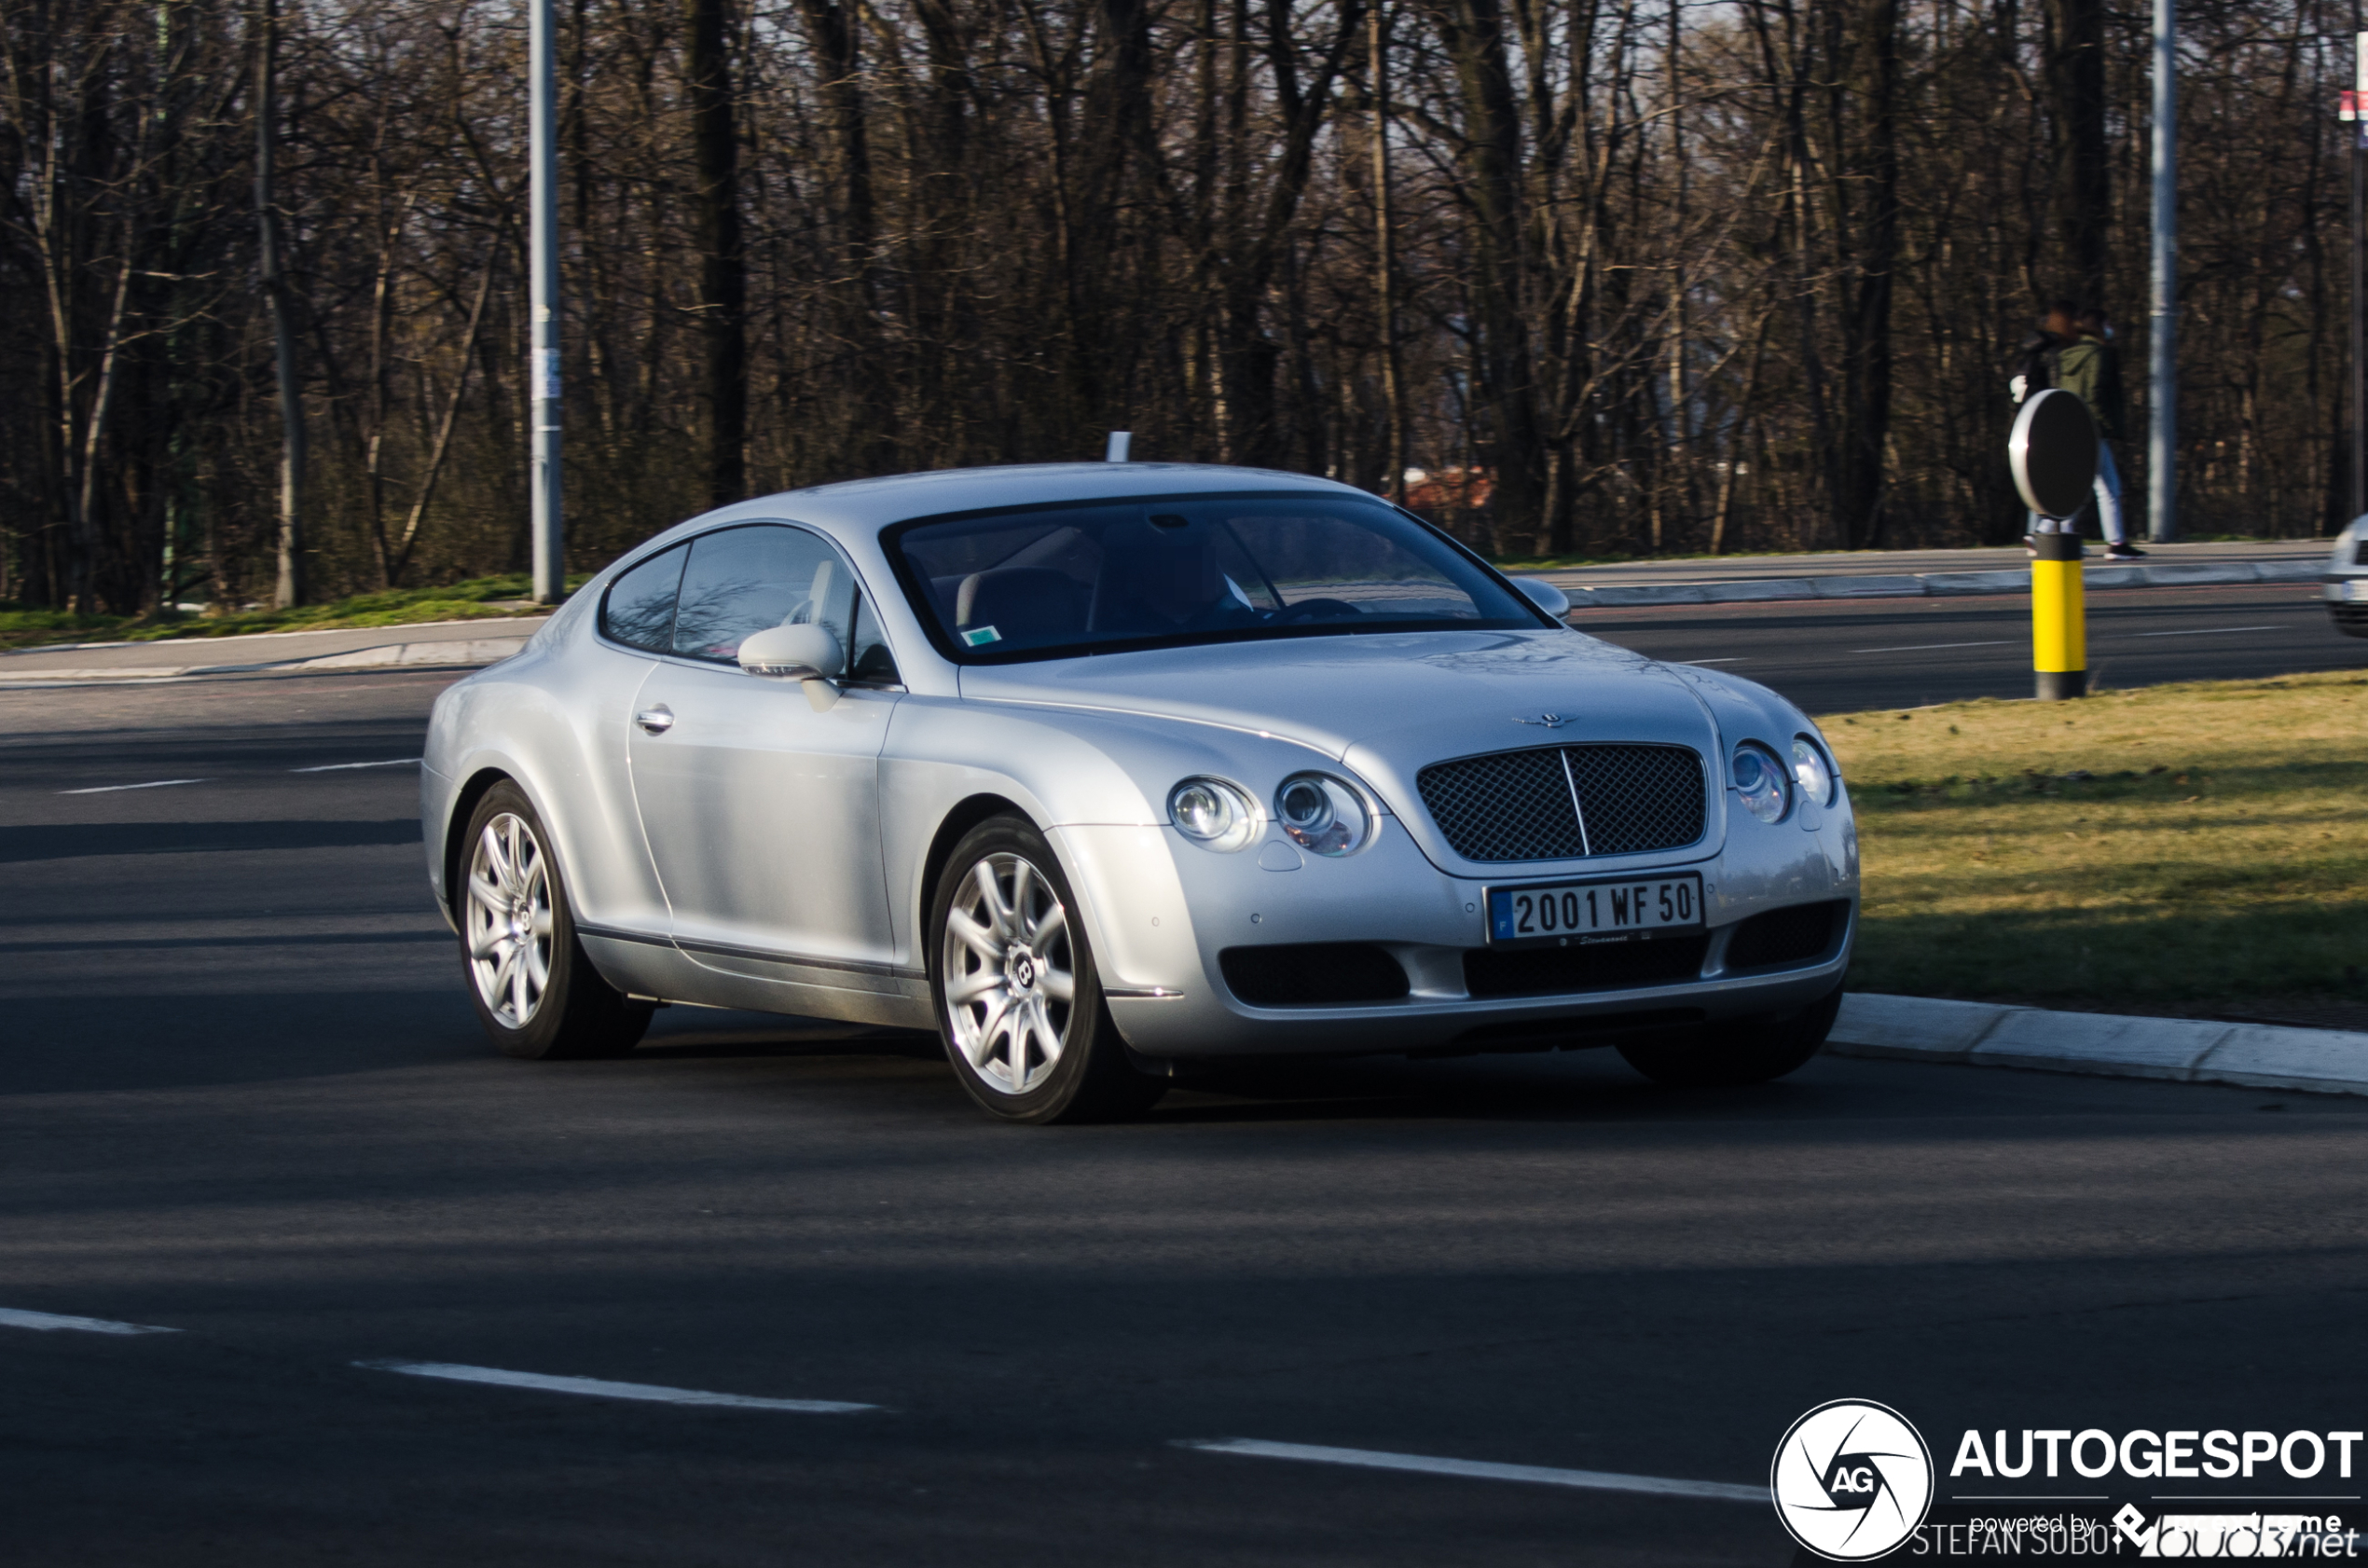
[6,606,2365,1566]
[1584,580,2359,713]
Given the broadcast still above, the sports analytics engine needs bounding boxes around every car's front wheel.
[1616,983,1842,1088]
[929,817,1164,1124]
[458,781,652,1061]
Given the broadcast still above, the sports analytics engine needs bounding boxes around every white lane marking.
[291,758,423,773]
[1682,657,1746,665]
[1847,640,2014,653]
[0,1306,180,1336]
[1178,1438,1767,1504]
[2130,625,2280,638]
[356,1360,879,1412]
[57,778,207,795]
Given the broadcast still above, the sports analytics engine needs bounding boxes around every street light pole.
[2145,0,2176,543]
[529,0,564,603]
[2351,34,2367,526]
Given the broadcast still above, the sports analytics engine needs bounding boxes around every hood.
[958,630,1728,870]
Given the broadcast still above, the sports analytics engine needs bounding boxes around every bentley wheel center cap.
[1010,952,1037,991]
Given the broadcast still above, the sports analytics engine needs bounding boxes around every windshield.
[887,492,1543,662]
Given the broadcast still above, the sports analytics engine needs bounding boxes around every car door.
[625,522,906,990]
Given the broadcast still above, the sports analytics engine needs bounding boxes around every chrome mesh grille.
[1416,744,1706,862]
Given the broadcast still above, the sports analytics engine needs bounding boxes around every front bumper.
[1055,806,1857,1060]
[2324,574,2368,638]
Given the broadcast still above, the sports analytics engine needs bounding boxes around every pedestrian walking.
[2039,304,2146,559]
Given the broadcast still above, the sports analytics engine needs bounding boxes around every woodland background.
[1,0,2356,612]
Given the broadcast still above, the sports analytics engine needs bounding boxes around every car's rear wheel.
[929,817,1164,1124]
[1616,983,1843,1088]
[458,782,651,1061]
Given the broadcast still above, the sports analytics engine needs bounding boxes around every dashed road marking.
[2130,625,2280,638]
[1179,1437,1767,1504]
[0,1306,180,1336]
[291,758,423,773]
[356,1360,879,1412]
[57,778,206,795]
[1847,640,2014,653]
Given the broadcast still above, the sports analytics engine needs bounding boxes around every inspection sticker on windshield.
[960,626,1002,646]
[1484,873,1702,946]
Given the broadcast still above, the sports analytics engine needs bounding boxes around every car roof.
[653,462,1369,545]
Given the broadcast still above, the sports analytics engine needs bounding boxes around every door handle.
[635,705,675,735]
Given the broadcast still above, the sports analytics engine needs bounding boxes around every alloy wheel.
[940,852,1075,1094]
[465,812,555,1030]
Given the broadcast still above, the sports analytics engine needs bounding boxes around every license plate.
[2344,580,2368,601]
[1485,874,1704,946]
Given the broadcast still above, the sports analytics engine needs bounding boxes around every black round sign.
[2009,388,2100,520]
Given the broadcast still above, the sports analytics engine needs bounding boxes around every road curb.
[1825,993,2368,1096]
[0,635,529,686]
[1555,557,2323,609]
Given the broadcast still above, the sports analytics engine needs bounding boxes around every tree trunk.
[1439,0,1546,548]
[2042,0,2109,305]
[686,0,746,504]
[255,0,306,608]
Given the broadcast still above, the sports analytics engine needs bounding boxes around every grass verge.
[0,574,587,652]
[1826,670,2368,1013]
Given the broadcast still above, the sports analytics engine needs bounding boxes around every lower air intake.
[1220,943,1411,1007]
[1462,933,1710,998]
[1722,901,1849,970]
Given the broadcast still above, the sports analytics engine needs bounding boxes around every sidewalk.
[1826,993,2368,1097]
[1535,538,2330,608]
[0,616,547,686]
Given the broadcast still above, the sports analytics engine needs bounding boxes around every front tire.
[1616,983,1842,1088]
[929,817,1164,1124]
[457,782,651,1061]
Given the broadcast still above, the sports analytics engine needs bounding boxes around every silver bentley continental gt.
[421,463,1857,1122]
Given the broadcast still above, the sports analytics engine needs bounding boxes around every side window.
[849,592,901,686]
[670,523,855,665]
[600,543,687,653]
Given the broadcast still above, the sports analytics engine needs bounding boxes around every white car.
[422,463,1858,1121]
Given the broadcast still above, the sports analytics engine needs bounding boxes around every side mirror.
[737,623,846,710]
[1509,576,1572,621]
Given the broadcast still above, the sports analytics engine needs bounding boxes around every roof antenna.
[1104,431,1132,463]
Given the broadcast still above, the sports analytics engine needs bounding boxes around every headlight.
[1168,777,1260,852]
[1791,736,1836,806]
[1731,742,1790,823]
[1273,773,1374,857]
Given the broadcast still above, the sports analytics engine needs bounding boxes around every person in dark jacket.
[2041,305,2145,559]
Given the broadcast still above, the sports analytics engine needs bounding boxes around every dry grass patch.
[1824,670,2368,1007]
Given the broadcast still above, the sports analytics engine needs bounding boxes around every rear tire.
[928,816,1164,1124]
[1617,983,1842,1088]
[456,782,651,1061]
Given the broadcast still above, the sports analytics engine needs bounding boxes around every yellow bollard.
[2031,531,2086,699]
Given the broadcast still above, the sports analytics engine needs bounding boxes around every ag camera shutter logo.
[1771,1399,1935,1561]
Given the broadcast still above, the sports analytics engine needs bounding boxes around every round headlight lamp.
[1274,773,1373,857]
[1168,777,1260,852]
[1790,736,1836,806]
[1730,742,1791,823]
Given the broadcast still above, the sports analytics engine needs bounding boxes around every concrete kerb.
[1826,993,2368,1097]
[1558,558,2321,611]
[0,635,530,685]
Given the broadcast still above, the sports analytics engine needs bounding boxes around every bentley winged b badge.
[1511,713,1573,728]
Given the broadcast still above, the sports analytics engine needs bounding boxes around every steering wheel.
[1271,598,1363,625]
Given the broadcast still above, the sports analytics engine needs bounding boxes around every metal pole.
[2144,0,2176,543]
[2352,34,2367,526]
[529,0,564,603]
